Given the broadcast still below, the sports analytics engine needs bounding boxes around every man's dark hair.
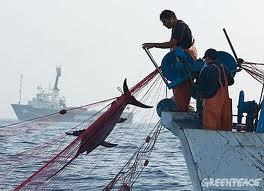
[160,10,176,20]
[203,48,218,60]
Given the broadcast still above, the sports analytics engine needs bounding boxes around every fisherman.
[143,9,197,112]
[197,48,234,131]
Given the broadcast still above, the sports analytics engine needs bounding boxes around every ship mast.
[18,74,23,104]
[53,67,61,91]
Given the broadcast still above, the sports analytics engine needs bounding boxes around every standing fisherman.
[143,10,197,112]
[197,49,234,130]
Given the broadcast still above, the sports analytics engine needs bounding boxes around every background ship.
[11,67,133,122]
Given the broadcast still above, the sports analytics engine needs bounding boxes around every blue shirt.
[171,20,193,49]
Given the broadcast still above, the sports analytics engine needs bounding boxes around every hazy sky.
[1,0,264,118]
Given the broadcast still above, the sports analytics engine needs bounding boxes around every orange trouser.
[202,86,232,131]
[173,79,192,112]
[172,44,197,112]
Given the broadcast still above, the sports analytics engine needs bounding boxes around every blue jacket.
[197,62,234,99]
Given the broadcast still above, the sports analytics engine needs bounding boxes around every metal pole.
[142,46,169,87]
[18,74,23,104]
[223,28,239,63]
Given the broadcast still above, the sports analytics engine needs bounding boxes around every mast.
[18,74,23,104]
[53,67,61,91]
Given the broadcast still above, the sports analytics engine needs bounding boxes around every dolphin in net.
[13,74,157,190]
[50,79,152,177]
[72,79,152,153]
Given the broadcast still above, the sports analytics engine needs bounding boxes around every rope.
[103,121,163,191]
[239,61,264,84]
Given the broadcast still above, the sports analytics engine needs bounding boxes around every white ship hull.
[11,67,133,123]
[161,112,264,191]
[11,103,133,122]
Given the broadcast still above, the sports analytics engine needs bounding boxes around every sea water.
[0,119,192,191]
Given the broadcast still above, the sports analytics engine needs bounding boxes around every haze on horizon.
[0,0,263,119]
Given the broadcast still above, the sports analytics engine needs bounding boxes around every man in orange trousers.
[197,49,234,131]
[143,10,197,112]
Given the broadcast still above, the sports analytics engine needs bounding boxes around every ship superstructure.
[11,67,133,122]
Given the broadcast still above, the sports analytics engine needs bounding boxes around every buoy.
[59,109,67,114]
[145,136,150,143]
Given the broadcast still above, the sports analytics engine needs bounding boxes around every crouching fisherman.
[197,48,234,131]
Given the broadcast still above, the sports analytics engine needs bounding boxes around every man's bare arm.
[143,38,177,49]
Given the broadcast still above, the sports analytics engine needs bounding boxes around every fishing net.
[240,61,264,84]
[0,69,169,190]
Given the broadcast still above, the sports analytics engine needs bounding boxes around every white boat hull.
[161,112,264,191]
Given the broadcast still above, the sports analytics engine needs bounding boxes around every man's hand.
[142,43,156,49]
[237,58,244,64]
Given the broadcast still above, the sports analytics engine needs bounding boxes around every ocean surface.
[0,119,192,191]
